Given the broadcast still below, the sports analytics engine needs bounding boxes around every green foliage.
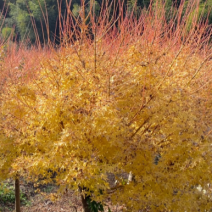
[1,27,15,40]
[87,198,104,212]
[42,184,55,193]
[0,182,28,205]
[0,183,15,203]
[8,0,60,43]
[0,0,212,44]
[72,0,100,21]
[72,3,81,17]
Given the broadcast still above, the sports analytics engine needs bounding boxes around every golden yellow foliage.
[1,1,212,211]
[1,39,212,211]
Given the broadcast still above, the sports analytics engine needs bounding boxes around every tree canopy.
[1,1,212,211]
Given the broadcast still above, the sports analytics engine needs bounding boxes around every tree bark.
[15,175,21,212]
[79,186,91,212]
[81,195,91,212]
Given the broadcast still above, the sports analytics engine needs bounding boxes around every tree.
[0,35,49,212]
[0,93,22,212]
[1,0,212,211]
[2,0,212,44]
[8,0,61,44]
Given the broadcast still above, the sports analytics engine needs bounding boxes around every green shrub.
[0,182,28,205]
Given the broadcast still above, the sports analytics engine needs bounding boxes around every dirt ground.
[0,180,124,212]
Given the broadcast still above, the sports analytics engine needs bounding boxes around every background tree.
[1,0,212,44]
[8,0,59,44]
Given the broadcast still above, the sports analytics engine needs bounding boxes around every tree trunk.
[81,195,91,212]
[79,186,91,212]
[15,175,21,212]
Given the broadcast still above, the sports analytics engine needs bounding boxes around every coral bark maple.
[1,1,212,211]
